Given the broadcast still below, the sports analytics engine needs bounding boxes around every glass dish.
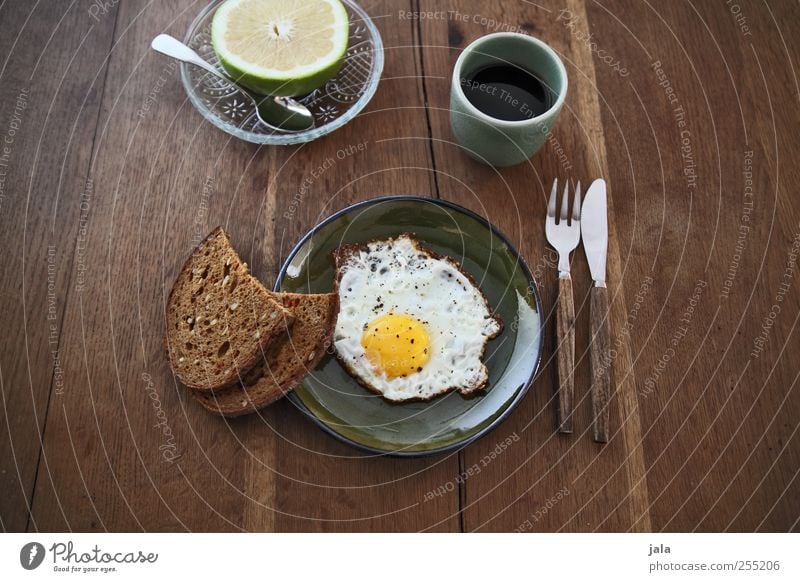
[180,0,384,145]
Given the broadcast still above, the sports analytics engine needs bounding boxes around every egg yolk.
[361,314,431,378]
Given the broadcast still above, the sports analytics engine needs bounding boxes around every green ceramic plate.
[275,196,543,456]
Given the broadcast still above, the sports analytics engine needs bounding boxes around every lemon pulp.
[211,0,349,96]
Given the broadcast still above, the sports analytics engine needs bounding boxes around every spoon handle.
[150,33,315,132]
[151,34,231,82]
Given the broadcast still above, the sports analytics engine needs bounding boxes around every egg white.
[333,235,502,402]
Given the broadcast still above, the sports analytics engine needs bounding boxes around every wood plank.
[0,0,119,532]
[418,0,651,532]
[585,0,800,532]
[29,0,461,531]
[3,0,797,533]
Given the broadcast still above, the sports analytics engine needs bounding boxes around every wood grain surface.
[0,0,798,532]
[589,285,610,443]
[556,276,576,434]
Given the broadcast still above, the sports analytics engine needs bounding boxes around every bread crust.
[331,234,503,403]
[164,227,293,391]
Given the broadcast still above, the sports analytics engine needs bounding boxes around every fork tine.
[560,181,570,222]
[572,180,582,222]
[548,179,558,217]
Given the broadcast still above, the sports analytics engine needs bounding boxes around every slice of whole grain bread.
[191,292,338,417]
[165,227,293,390]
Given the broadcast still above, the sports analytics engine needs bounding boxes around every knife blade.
[581,178,611,443]
[581,179,608,285]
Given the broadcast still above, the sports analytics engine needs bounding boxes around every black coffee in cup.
[461,63,553,121]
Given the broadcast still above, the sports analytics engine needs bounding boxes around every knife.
[581,179,611,443]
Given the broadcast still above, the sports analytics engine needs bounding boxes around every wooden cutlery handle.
[590,286,612,442]
[556,276,575,433]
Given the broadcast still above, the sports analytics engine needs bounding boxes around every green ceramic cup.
[450,32,568,167]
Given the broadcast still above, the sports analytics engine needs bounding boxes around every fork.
[545,179,581,433]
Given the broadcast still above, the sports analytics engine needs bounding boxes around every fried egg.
[333,234,502,402]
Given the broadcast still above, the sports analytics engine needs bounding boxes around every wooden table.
[1,0,798,533]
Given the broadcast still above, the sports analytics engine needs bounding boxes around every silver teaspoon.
[151,34,315,132]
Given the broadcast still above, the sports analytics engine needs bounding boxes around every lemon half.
[211,0,349,96]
